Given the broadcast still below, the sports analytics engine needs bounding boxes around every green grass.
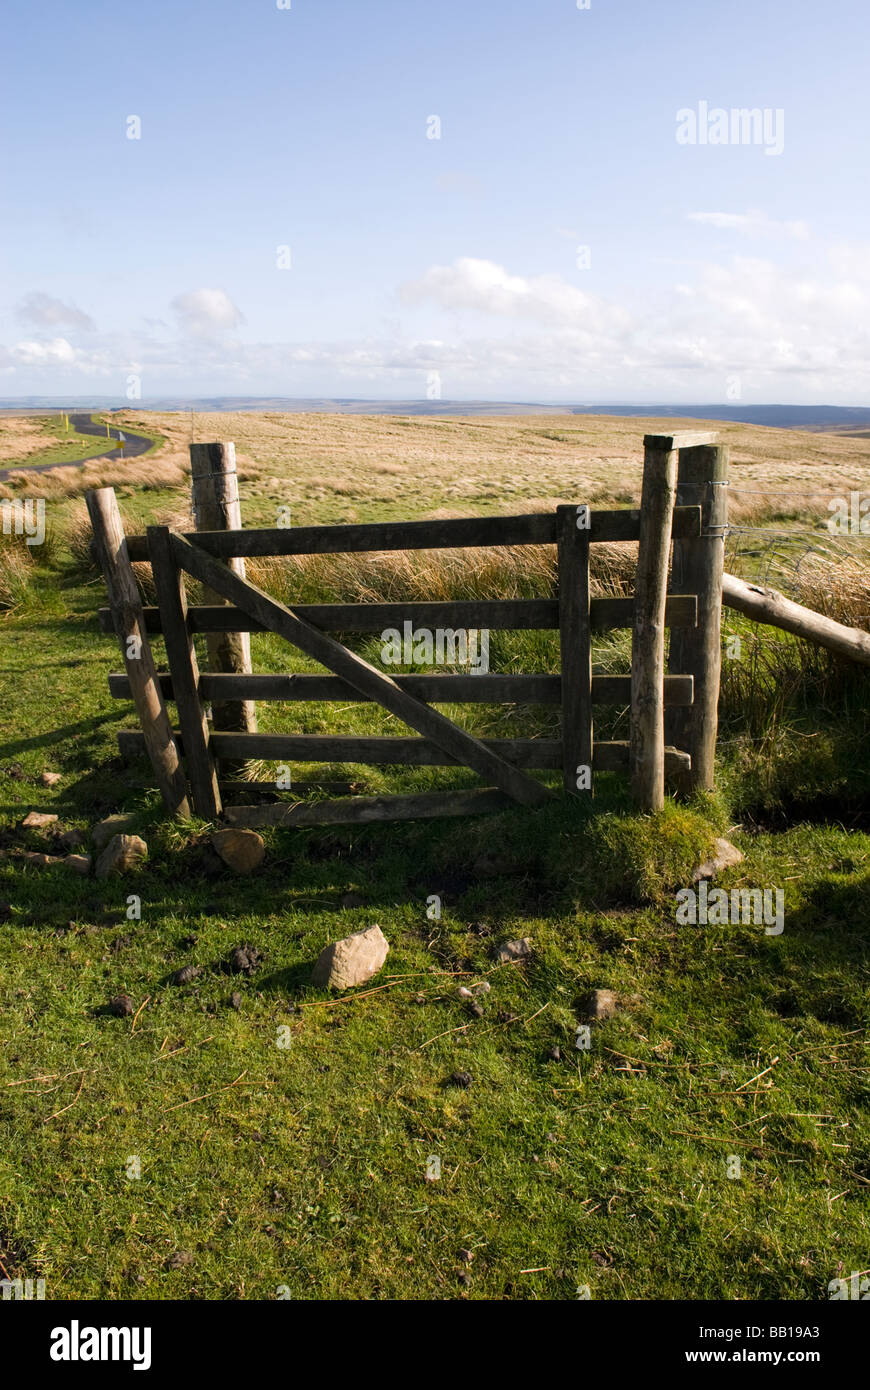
[0,528,868,1301]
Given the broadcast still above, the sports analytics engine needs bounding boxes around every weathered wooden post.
[665,442,728,793]
[557,504,593,796]
[189,442,257,737]
[630,436,679,811]
[86,487,191,817]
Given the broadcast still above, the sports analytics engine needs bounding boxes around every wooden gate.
[91,431,721,827]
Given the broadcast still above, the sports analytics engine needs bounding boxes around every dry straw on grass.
[247,540,637,609]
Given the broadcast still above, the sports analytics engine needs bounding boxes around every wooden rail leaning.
[722,573,870,667]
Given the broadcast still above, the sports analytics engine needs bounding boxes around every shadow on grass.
[0,710,127,760]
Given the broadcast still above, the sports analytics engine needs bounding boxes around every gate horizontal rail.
[121,504,701,561]
[100,595,698,635]
[117,729,692,774]
[108,670,694,706]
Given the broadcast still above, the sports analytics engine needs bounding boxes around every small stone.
[496,937,532,964]
[467,1001,484,1018]
[692,837,745,883]
[92,814,139,851]
[456,986,474,1000]
[108,994,135,1017]
[311,924,389,990]
[59,828,87,851]
[548,1046,562,1062]
[448,1070,473,1089]
[40,772,62,787]
[229,944,264,975]
[63,854,91,876]
[458,1269,472,1285]
[471,981,491,996]
[167,1251,194,1270]
[210,828,265,875]
[95,834,148,879]
[21,810,59,830]
[582,988,618,1021]
[459,1248,474,1264]
[171,964,201,986]
[23,851,63,867]
[230,992,242,1010]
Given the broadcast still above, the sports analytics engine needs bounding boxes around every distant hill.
[2,397,870,432]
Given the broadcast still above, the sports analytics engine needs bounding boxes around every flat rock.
[63,854,92,876]
[311,923,389,990]
[495,937,533,964]
[692,837,745,883]
[21,811,59,830]
[108,994,135,1017]
[23,850,63,867]
[581,988,618,1021]
[92,814,139,851]
[211,828,265,874]
[95,834,148,879]
[40,771,62,787]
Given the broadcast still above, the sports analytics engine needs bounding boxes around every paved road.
[0,413,154,480]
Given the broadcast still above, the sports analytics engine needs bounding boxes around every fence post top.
[644,431,718,450]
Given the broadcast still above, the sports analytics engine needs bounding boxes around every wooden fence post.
[557,505,593,796]
[665,443,728,793]
[630,437,679,811]
[147,525,222,821]
[86,487,191,817]
[189,442,258,737]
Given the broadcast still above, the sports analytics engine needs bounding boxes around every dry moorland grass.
[0,416,62,462]
[3,411,869,534]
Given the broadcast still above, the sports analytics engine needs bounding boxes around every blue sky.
[1,0,868,402]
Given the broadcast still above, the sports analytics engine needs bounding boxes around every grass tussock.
[247,540,637,608]
[0,537,35,610]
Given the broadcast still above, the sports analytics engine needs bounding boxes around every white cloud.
[171,288,245,336]
[16,292,96,331]
[12,337,79,364]
[3,248,870,401]
[400,257,628,332]
[687,210,810,240]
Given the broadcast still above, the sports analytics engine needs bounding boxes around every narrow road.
[0,413,155,480]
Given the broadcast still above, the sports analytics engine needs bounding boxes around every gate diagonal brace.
[156,528,552,809]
